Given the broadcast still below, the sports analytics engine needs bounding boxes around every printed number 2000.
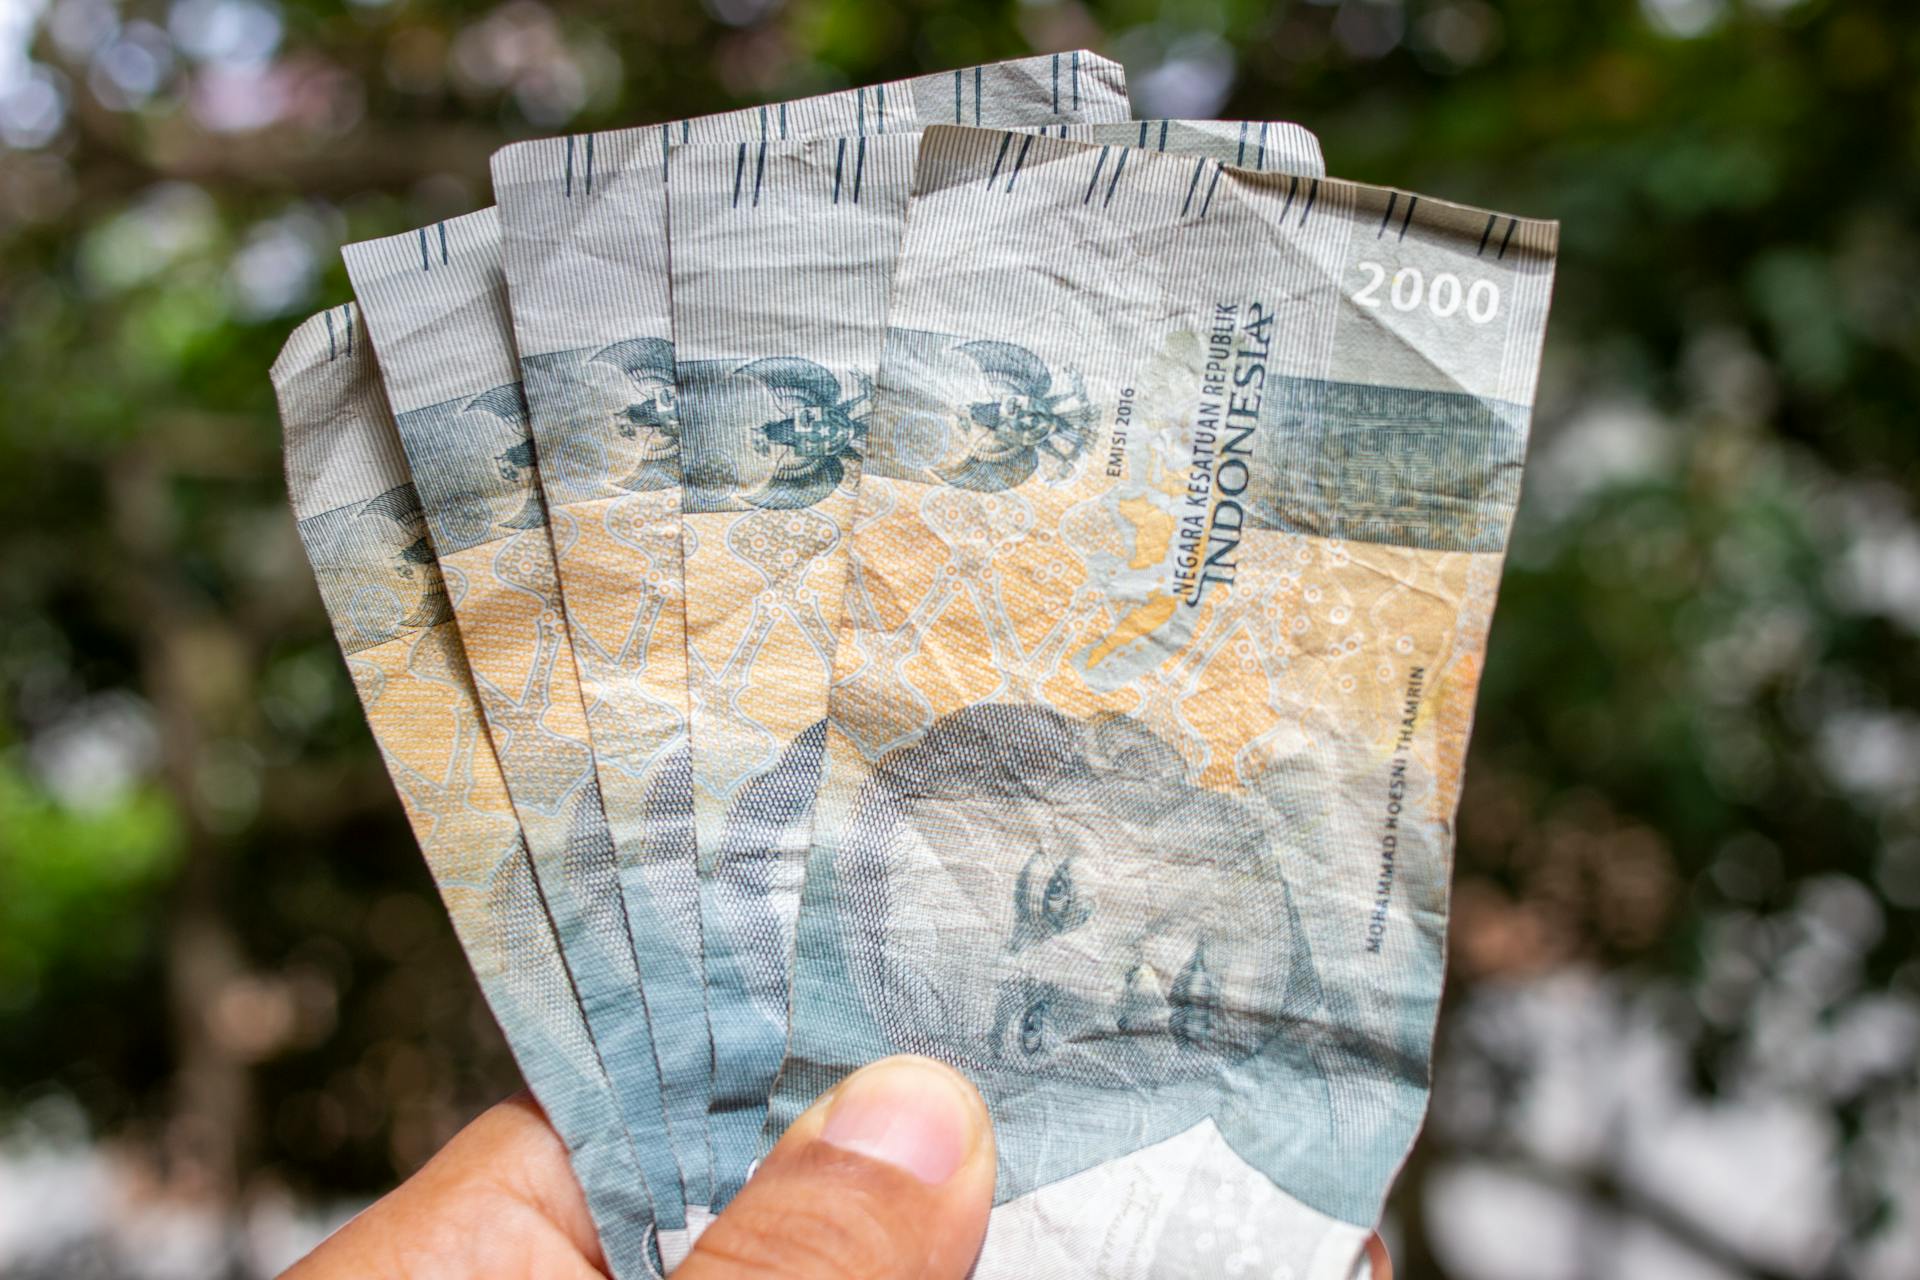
[1353,262,1500,325]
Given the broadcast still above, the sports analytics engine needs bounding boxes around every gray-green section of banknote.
[774,703,1435,1227]
[392,392,690,1228]
[1248,376,1528,551]
[398,386,550,553]
[868,327,1528,552]
[295,482,453,655]
[466,831,663,1277]
[678,356,869,513]
[290,499,659,1275]
[518,343,716,1209]
[701,719,827,1207]
[522,342,685,501]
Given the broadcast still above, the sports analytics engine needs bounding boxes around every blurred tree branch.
[104,444,255,1205]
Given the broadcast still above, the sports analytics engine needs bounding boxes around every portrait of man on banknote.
[831,704,1351,1195]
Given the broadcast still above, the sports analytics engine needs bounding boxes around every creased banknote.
[270,305,657,1277]
[670,110,1321,1205]
[488,55,1128,1228]
[770,127,1557,1279]
[340,213,692,1241]
[664,57,1156,1204]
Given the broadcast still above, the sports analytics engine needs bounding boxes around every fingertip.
[682,1056,996,1280]
[816,1055,993,1186]
[1365,1232,1392,1280]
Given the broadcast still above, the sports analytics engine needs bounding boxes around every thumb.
[679,1055,996,1280]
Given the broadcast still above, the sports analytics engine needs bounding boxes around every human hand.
[282,1052,1391,1280]
[283,1054,995,1280]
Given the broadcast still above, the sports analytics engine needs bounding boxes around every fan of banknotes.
[269,50,1555,1280]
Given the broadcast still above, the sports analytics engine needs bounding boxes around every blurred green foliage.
[1,0,1916,1275]
[0,763,180,1011]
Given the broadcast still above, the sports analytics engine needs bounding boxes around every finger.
[680,1055,995,1280]
[282,1093,604,1280]
[1365,1233,1392,1280]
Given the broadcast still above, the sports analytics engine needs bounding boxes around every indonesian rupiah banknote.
[340,212,693,1244]
[770,126,1557,1278]
[488,56,1130,1229]
[270,306,658,1277]
[667,108,1322,1206]
[661,56,1146,1205]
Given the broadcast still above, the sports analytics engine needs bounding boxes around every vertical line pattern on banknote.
[272,308,661,1276]
[770,132,1555,1268]
[485,61,1136,1224]
[344,213,693,1231]
[664,65,1142,1208]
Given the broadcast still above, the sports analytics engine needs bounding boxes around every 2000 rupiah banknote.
[660,54,1146,1205]
[487,55,1132,1230]
[271,306,658,1276]
[770,126,1557,1279]
[341,213,691,1245]
[666,107,1327,1204]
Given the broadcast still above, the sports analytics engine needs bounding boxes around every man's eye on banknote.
[841,705,1318,1093]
